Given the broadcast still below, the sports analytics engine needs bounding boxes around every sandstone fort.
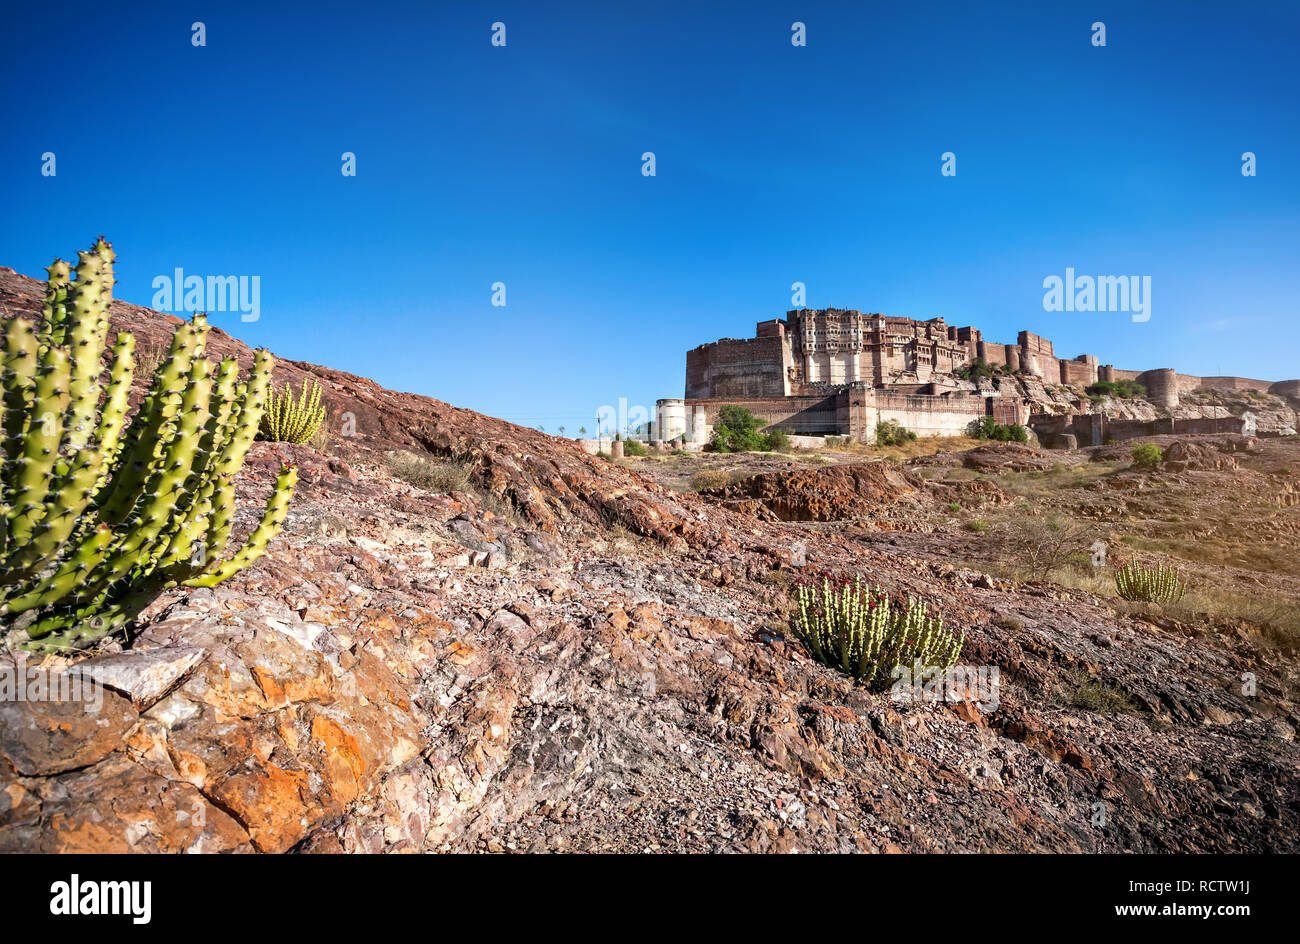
[655,308,1300,447]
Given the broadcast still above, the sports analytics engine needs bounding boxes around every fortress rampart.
[667,309,1297,445]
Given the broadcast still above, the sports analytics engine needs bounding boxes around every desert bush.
[691,468,731,491]
[622,438,648,457]
[1115,561,1187,603]
[1130,443,1163,468]
[997,515,1094,581]
[1064,669,1138,714]
[875,419,918,447]
[946,502,962,513]
[131,342,167,381]
[965,519,989,533]
[790,575,963,689]
[386,450,471,494]
[260,378,326,445]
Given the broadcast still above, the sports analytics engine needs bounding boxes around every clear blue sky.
[3,1,1297,436]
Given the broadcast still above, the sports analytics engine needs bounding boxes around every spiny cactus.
[260,378,325,445]
[0,237,297,653]
[1115,561,1186,604]
[790,575,963,688]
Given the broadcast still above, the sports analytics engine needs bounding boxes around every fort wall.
[677,394,841,440]
[686,336,789,400]
[677,308,1298,445]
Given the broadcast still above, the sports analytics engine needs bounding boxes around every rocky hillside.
[1,265,1297,853]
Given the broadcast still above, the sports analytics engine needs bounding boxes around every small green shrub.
[946,502,962,513]
[955,357,994,383]
[1086,379,1146,400]
[764,427,791,452]
[1130,443,1163,468]
[970,416,1029,442]
[875,419,918,446]
[1115,561,1186,603]
[965,519,989,533]
[790,575,963,688]
[622,438,648,456]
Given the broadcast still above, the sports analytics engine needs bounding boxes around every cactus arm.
[59,358,212,608]
[7,338,134,581]
[38,259,71,349]
[219,350,274,476]
[1,523,113,616]
[155,357,241,573]
[91,332,135,486]
[201,474,237,565]
[184,465,296,588]
[58,241,114,463]
[4,344,71,549]
[1,317,39,511]
[97,316,206,524]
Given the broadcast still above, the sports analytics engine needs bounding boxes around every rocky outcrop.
[1,266,1297,853]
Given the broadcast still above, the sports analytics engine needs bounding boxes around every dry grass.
[133,343,168,382]
[691,469,732,491]
[987,461,1122,500]
[386,450,472,494]
[1061,669,1140,715]
[309,424,332,452]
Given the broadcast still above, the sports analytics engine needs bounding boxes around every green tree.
[709,405,767,452]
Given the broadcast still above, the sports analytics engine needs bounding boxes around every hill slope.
[1,265,1296,853]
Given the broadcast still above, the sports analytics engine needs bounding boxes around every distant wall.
[1059,356,1098,386]
[683,394,841,438]
[1193,375,1274,393]
[1030,412,1246,447]
[851,389,1017,440]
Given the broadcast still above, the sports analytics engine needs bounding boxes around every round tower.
[1140,368,1179,409]
[655,399,687,441]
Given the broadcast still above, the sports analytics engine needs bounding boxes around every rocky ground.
[1,266,1297,853]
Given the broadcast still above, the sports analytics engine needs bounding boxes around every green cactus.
[0,237,297,653]
[259,378,325,445]
[1115,561,1186,604]
[790,575,963,689]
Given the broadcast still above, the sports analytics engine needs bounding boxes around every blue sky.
[2,1,1297,436]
